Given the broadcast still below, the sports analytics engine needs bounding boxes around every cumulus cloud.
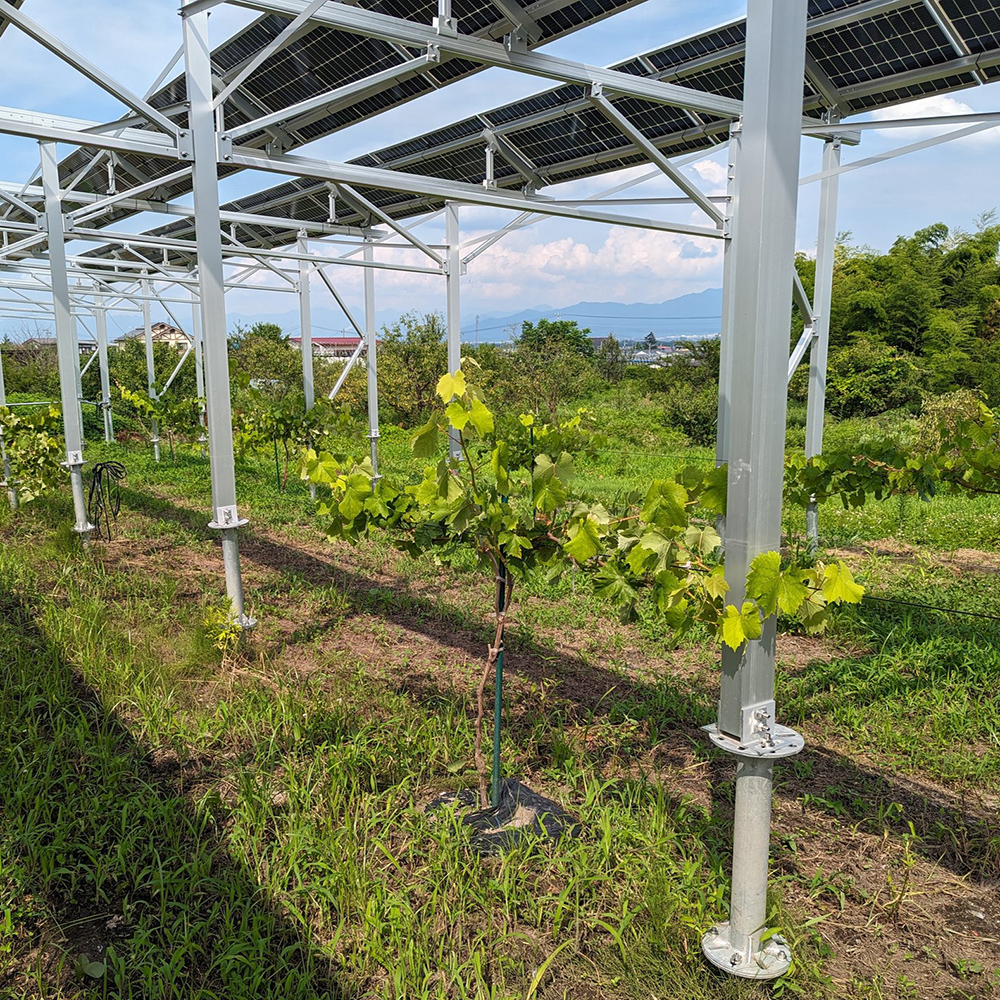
[689,158,728,190]
[869,95,1000,145]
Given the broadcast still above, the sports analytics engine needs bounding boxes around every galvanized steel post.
[297,234,317,498]
[40,141,94,546]
[0,342,18,511]
[445,201,462,462]
[94,289,114,443]
[190,283,207,454]
[805,132,842,549]
[183,1,253,628]
[701,0,808,980]
[142,276,161,461]
[364,239,381,478]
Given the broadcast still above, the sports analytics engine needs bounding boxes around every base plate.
[702,722,804,759]
[702,924,792,980]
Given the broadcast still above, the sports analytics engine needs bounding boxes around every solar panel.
[31,0,643,234]
[94,0,997,266]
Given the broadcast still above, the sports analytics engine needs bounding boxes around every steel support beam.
[445,202,462,462]
[190,286,207,453]
[364,240,380,479]
[0,340,17,510]
[805,136,842,549]
[228,146,724,239]
[40,142,94,544]
[702,0,808,981]
[183,1,252,628]
[93,292,114,444]
[715,122,740,472]
[142,277,161,461]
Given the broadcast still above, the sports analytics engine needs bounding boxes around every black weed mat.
[426,778,581,855]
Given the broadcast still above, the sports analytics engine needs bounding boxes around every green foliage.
[0,404,64,502]
[518,318,594,358]
[596,333,629,383]
[234,389,355,487]
[786,390,1000,515]
[824,340,925,419]
[117,386,203,442]
[306,369,862,650]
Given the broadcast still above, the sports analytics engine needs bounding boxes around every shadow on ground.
[0,585,344,999]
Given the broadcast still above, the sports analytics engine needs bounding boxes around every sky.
[0,0,997,340]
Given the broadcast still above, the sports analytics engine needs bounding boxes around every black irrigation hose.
[861,593,1000,624]
[88,461,126,541]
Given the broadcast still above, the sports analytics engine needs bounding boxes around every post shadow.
[97,485,1000,883]
[0,585,343,998]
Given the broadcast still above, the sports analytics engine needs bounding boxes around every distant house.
[4,336,95,361]
[289,335,375,359]
[119,322,191,349]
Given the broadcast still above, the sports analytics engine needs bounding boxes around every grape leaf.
[564,515,601,562]
[821,561,864,604]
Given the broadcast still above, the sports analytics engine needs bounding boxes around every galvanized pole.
[701,0,808,980]
[445,201,462,462]
[805,132,842,549]
[297,234,317,498]
[94,289,114,443]
[190,282,207,455]
[39,141,94,545]
[297,234,315,411]
[0,343,18,511]
[363,239,381,478]
[715,122,741,475]
[183,1,253,628]
[142,275,161,461]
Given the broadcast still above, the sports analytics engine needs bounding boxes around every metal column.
[94,291,114,443]
[445,201,462,461]
[142,276,161,461]
[805,133,842,548]
[183,2,253,628]
[715,121,742,473]
[39,142,93,544]
[297,234,315,411]
[297,234,317,499]
[0,344,17,510]
[190,283,207,454]
[363,239,380,478]
[701,0,808,980]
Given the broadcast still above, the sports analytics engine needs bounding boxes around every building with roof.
[118,322,190,349]
[289,336,372,359]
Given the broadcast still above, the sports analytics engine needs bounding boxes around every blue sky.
[0,0,997,337]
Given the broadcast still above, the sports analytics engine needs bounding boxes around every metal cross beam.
[218,0,745,120]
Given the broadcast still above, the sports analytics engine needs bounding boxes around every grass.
[1,401,999,999]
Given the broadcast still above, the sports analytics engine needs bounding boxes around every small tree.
[519,318,594,358]
[596,334,628,384]
[644,332,657,349]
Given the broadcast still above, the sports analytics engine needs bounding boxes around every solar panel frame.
[75,0,1000,264]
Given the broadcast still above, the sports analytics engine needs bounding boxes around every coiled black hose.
[88,461,126,541]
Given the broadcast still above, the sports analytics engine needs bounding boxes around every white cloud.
[689,159,728,189]
[869,95,1000,146]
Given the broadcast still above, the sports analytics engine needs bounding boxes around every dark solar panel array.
[103,0,999,266]
[31,0,640,234]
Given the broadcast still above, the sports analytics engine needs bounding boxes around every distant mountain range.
[220,287,724,345]
[1,288,723,345]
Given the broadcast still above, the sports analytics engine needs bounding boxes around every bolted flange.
[702,924,792,980]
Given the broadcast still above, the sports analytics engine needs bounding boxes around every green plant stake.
[273,437,281,490]
[492,552,507,808]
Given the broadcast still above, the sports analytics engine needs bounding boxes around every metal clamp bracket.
[208,504,249,530]
[702,925,792,979]
[217,133,233,163]
[702,719,804,760]
[177,129,193,161]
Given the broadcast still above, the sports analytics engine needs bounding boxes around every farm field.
[1,400,999,1000]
